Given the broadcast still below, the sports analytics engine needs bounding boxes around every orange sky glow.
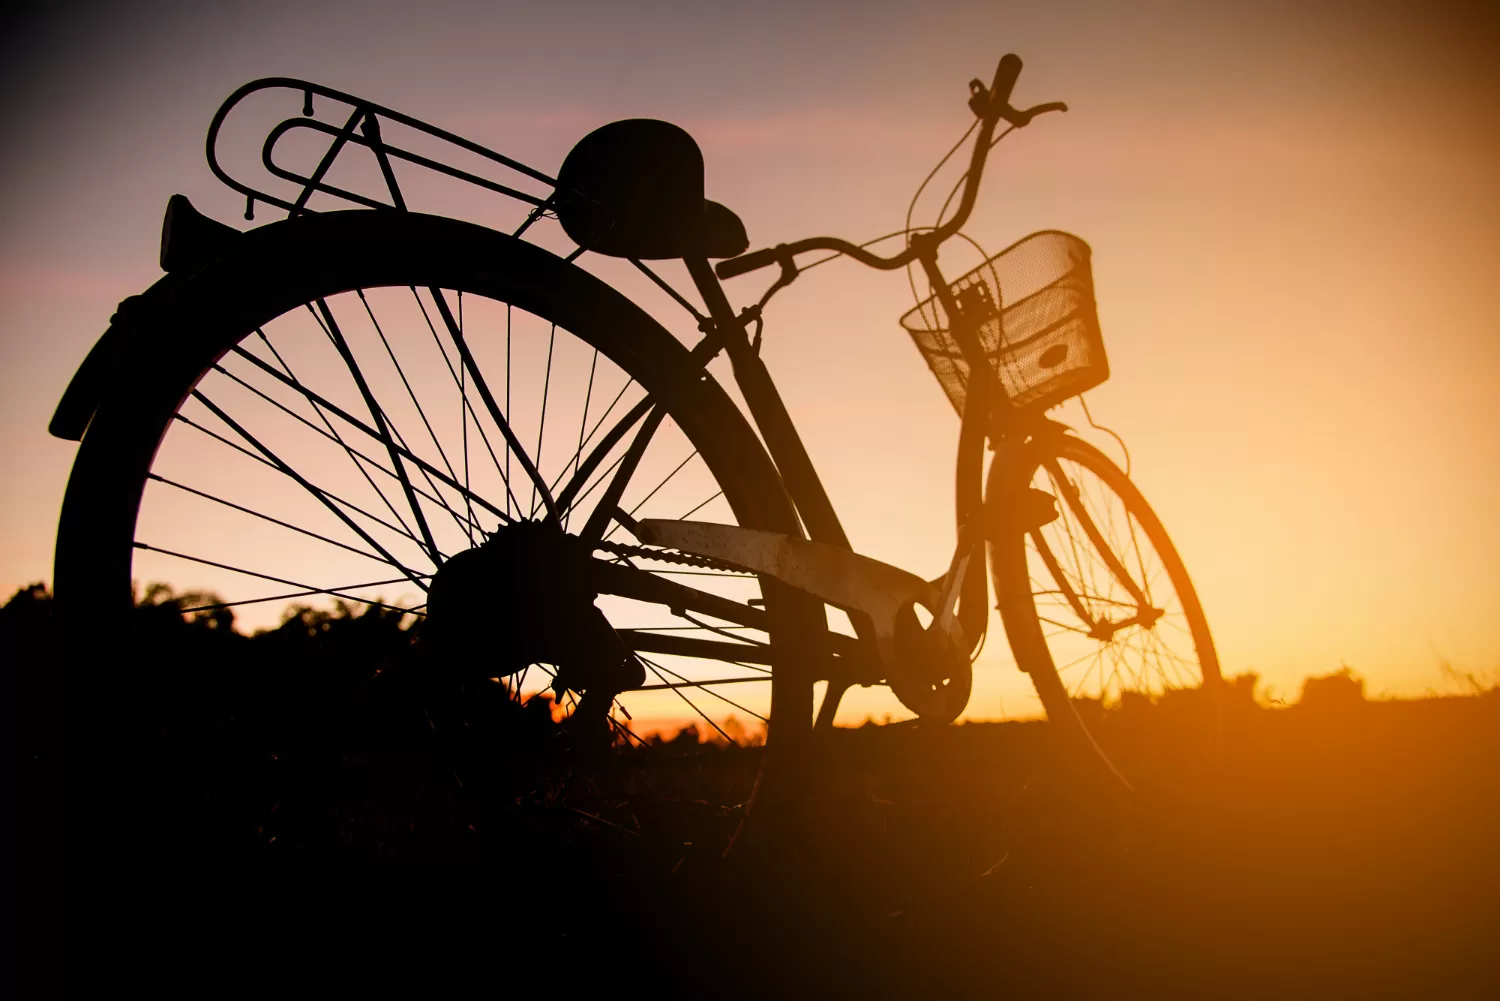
[2,0,1496,731]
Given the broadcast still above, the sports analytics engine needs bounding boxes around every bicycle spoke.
[354,288,478,543]
[1034,614,1093,637]
[248,330,418,543]
[133,541,429,615]
[565,452,628,515]
[147,472,418,566]
[1047,472,1092,598]
[681,610,769,647]
[566,348,600,530]
[171,414,439,553]
[1060,478,1108,612]
[428,287,559,522]
[637,655,734,742]
[1144,628,1200,679]
[1132,629,1169,690]
[409,286,511,509]
[677,490,724,521]
[227,346,511,525]
[1127,510,1153,607]
[210,361,482,539]
[315,297,442,565]
[506,303,512,518]
[379,401,483,546]
[634,660,768,723]
[605,448,699,542]
[1051,458,1150,611]
[458,293,474,543]
[553,395,654,518]
[529,323,556,518]
[1103,641,1128,699]
[192,390,430,590]
[579,406,664,544]
[1159,616,1196,641]
[606,712,649,748]
[1052,644,1109,678]
[1074,651,1107,698]
[578,376,638,455]
[1031,530,1094,628]
[175,576,416,613]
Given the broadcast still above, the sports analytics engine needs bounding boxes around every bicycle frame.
[92,66,1064,724]
[681,240,1006,711]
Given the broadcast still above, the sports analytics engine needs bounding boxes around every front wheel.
[991,432,1221,784]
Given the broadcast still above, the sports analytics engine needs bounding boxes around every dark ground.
[7,584,1499,997]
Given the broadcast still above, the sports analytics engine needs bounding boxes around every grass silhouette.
[7,582,1498,997]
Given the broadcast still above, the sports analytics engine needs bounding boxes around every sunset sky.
[2,0,1496,725]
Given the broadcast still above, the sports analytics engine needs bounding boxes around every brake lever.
[1004,101,1069,127]
[968,76,1068,128]
[968,78,994,117]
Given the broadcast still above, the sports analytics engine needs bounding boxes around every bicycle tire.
[991,432,1221,783]
[54,209,824,860]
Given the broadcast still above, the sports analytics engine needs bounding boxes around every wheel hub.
[1088,604,1165,642]
[424,521,644,697]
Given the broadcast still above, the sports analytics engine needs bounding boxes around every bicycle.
[51,53,1220,853]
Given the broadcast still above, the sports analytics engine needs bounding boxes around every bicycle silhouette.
[51,54,1220,844]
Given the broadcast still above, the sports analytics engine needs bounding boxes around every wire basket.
[900,230,1107,416]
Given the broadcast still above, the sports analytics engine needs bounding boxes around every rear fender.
[49,276,183,441]
[49,195,243,441]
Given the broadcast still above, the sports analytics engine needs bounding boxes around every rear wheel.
[55,211,824,861]
[992,432,1221,784]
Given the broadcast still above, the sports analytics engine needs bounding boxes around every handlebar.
[990,53,1023,108]
[716,54,1065,281]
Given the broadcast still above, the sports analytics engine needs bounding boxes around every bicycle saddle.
[555,119,748,260]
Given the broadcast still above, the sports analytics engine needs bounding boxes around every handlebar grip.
[715,246,780,280]
[990,54,1023,106]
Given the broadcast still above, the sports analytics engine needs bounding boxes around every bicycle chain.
[593,540,753,574]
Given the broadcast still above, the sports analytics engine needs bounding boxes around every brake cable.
[908,124,1016,313]
[742,112,1015,349]
[1079,394,1132,477]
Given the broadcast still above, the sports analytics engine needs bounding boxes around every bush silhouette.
[1298,664,1367,711]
